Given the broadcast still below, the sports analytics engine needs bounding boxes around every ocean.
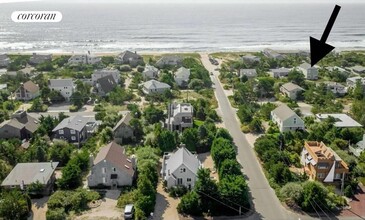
[0,2,364,53]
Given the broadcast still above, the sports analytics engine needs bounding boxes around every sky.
[0,0,364,3]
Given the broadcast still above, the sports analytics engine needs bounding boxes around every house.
[1,162,59,195]
[14,80,40,101]
[270,68,291,78]
[165,103,193,132]
[0,84,7,90]
[280,82,304,100]
[321,81,347,96]
[92,68,120,85]
[68,54,101,65]
[141,80,171,95]
[29,53,52,65]
[346,76,365,89]
[352,65,365,74]
[52,115,98,146]
[0,54,10,67]
[161,146,201,189]
[115,50,144,67]
[95,75,117,97]
[174,67,191,87]
[350,134,365,157]
[276,50,309,57]
[301,141,348,184]
[48,79,75,101]
[241,55,260,64]
[88,142,136,188]
[239,69,257,79]
[0,110,39,140]
[142,65,159,80]
[263,48,285,60]
[298,62,318,80]
[113,112,134,144]
[315,114,362,128]
[155,55,183,68]
[326,66,350,76]
[271,104,305,132]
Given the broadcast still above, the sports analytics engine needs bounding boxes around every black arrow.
[310,5,341,67]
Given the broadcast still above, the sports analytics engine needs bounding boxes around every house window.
[318,163,329,169]
[59,129,64,135]
[335,173,342,180]
[110,174,118,179]
[70,129,75,134]
[317,173,325,178]
[71,136,76,141]
[112,167,116,172]
[187,178,191,182]
[102,167,106,174]
[103,177,106,183]
[180,168,186,173]
[293,118,297,124]
[177,178,183,185]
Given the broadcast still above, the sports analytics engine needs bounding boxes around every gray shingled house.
[280,82,304,100]
[95,75,117,97]
[115,50,144,67]
[239,69,257,79]
[113,112,134,144]
[29,53,52,65]
[174,67,191,87]
[141,80,171,95]
[155,55,183,68]
[0,110,39,140]
[14,80,40,101]
[88,142,136,188]
[0,54,10,68]
[1,162,59,195]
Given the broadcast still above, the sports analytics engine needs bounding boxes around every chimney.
[50,160,54,169]
[89,154,94,167]
[11,110,26,119]
[130,155,136,170]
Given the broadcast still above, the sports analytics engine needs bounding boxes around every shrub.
[120,65,132,72]
[69,105,79,112]
[46,207,67,220]
[280,182,303,203]
[137,66,145,73]
[117,190,138,208]
[169,186,188,198]
[177,191,201,216]
[344,185,354,198]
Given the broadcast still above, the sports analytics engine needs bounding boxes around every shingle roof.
[1,162,59,186]
[23,80,39,94]
[281,82,304,92]
[97,75,117,94]
[165,147,200,175]
[272,104,298,121]
[0,112,40,133]
[299,62,312,70]
[240,69,257,77]
[143,80,171,90]
[93,142,135,177]
[113,112,133,131]
[118,50,142,60]
[49,79,74,87]
[52,115,90,132]
[270,68,291,73]
[175,67,191,79]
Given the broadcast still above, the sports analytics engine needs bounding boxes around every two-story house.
[94,75,117,97]
[68,54,101,65]
[271,104,305,132]
[321,81,347,96]
[92,68,120,85]
[142,65,159,80]
[161,146,201,189]
[14,80,40,101]
[113,112,134,144]
[165,103,193,132]
[174,67,190,87]
[280,82,304,100]
[52,115,98,146]
[115,50,144,67]
[0,110,40,140]
[298,62,318,80]
[301,141,349,184]
[88,142,136,188]
[48,79,75,101]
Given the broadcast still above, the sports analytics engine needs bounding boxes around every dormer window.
[293,118,297,124]
[180,168,186,173]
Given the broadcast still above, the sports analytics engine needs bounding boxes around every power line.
[308,200,321,219]
[311,199,331,220]
[196,190,241,214]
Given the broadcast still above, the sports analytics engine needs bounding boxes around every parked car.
[124,204,134,219]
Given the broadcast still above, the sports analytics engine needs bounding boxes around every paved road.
[200,53,315,220]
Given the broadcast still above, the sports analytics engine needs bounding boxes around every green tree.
[288,69,305,86]
[0,190,31,220]
[280,182,303,203]
[352,80,364,100]
[181,128,199,152]
[195,168,219,213]
[155,130,177,152]
[177,191,201,215]
[58,162,82,189]
[211,138,236,168]
[143,105,164,124]
[218,159,241,179]
[299,181,329,211]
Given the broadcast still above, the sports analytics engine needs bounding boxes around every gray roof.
[272,104,298,121]
[240,69,257,77]
[156,55,183,66]
[242,55,260,61]
[142,80,171,90]
[165,147,200,175]
[97,75,117,94]
[315,114,362,128]
[175,67,191,78]
[352,65,365,72]
[49,79,74,87]
[271,68,291,73]
[143,65,159,73]
[1,162,59,186]
[281,82,304,92]
[113,112,133,131]
[0,54,9,60]
[172,103,193,117]
[0,111,39,133]
[299,62,312,70]
[118,50,142,60]
[94,68,120,75]
[52,115,91,132]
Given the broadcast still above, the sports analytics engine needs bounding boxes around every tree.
[211,138,236,168]
[249,117,263,133]
[58,162,82,189]
[215,128,233,142]
[100,126,113,144]
[280,182,303,203]
[177,191,201,215]
[237,105,254,124]
[143,105,164,124]
[155,130,177,152]
[129,118,144,141]
[288,69,305,86]
[49,140,75,166]
[195,168,219,213]
[27,180,44,195]
[181,128,199,152]
[352,80,364,100]
[299,181,329,211]
[268,162,293,185]
[70,91,84,109]
[218,159,241,179]
[0,190,31,220]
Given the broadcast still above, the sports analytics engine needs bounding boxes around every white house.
[92,68,120,85]
[141,80,171,95]
[271,104,305,132]
[315,114,362,128]
[48,79,75,101]
[142,65,159,80]
[174,67,191,87]
[161,146,201,189]
[68,54,101,65]
[165,103,193,132]
[280,82,304,100]
[298,62,318,80]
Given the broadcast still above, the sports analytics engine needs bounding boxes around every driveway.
[153,180,180,220]
[200,53,315,220]
[28,196,49,220]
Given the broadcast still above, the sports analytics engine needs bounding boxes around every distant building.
[155,55,183,68]
[113,112,134,144]
[68,54,101,65]
[0,54,10,68]
[88,142,136,188]
[92,68,120,85]
[29,53,52,65]
[350,134,365,157]
[263,49,285,60]
[280,82,304,100]
[298,62,318,80]
[301,141,348,183]
[346,76,365,89]
[141,80,171,95]
[239,69,257,79]
[48,79,75,101]
[0,84,7,90]
[142,64,159,80]
[270,68,291,78]
[14,80,40,101]
[326,66,350,76]
[1,162,59,195]
[52,115,98,146]
[174,67,191,87]
[352,65,365,74]
[241,55,260,64]
[115,50,144,67]
[271,104,305,132]
[320,81,347,96]
[315,114,362,128]
[165,103,193,132]
[161,146,201,189]
[95,75,117,97]
[0,110,39,140]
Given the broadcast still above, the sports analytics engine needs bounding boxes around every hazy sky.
[1,0,364,3]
